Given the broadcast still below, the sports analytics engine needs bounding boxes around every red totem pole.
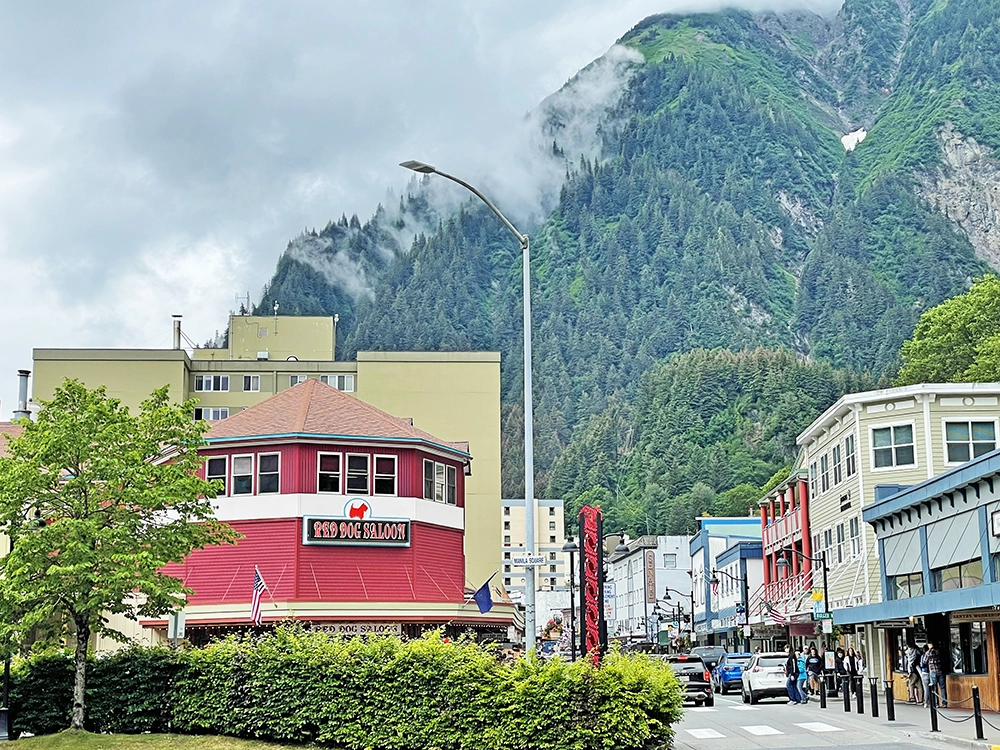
[578,505,605,666]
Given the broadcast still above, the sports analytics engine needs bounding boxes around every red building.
[149,380,516,643]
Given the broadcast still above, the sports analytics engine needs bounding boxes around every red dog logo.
[348,502,369,520]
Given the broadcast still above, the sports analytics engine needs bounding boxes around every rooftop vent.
[256,351,269,361]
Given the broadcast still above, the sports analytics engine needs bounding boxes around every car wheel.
[705,694,715,707]
[721,683,728,695]
[742,687,749,704]
[749,688,759,705]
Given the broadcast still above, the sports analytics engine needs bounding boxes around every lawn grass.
[18,730,301,750]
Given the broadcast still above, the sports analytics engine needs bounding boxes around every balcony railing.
[748,571,812,620]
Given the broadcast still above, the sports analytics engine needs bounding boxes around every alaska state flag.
[472,576,495,614]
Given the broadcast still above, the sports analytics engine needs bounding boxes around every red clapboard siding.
[168,518,465,606]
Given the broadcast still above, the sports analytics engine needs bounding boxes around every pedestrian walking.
[845,646,862,696]
[797,649,809,703]
[919,645,931,707]
[785,646,804,704]
[905,643,923,704]
[926,641,947,707]
[806,646,823,695]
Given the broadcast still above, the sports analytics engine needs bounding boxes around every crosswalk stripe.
[794,722,842,732]
[688,707,717,712]
[685,728,725,739]
[742,725,783,735]
[729,706,758,710]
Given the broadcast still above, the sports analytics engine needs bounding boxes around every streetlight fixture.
[711,568,750,652]
[561,537,579,661]
[775,548,829,613]
[661,586,692,651]
[400,159,538,650]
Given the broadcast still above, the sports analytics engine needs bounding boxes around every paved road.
[672,690,953,749]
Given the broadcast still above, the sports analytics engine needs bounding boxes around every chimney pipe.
[13,369,31,420]
[172,315,182,350]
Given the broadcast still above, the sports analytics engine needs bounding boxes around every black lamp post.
[711,568,750,652]
[662,586,692,650]
[561,537,579,661]
[775,548,829,613]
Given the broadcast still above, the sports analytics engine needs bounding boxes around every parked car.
[662,654,714,707]
[741,651,789,704]
[711,652,752,694]
[690,645,727,671]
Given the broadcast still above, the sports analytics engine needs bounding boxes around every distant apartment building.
[501,498,568,594]
[30,313,502,593]
[690,517,761,645]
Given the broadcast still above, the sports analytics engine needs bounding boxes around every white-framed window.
[549,565,557,573]
[849,516,861,557]
[663,553,677,568]
[845,434,857,476]
[549,535,556,543]
[549,521,556,531]
[194,407,229,421]
[290,374,308,386]
[820,453,830,493]
[504,521,510,530]
[321,374,355,392]
[944,420,997,464]
[836,523,846,564]
[824,528,833,551]
[503,506,510,516]
[423,460,435,501]
[504,565,511,573]
[549,507,556,516]
[346,454,369,494]
[258,453,280,494]
[446,465,457,505]
[504,535,511,545]
[194,374,229,392]
[832,444,842,485]
[504,577,511,586]
[206,456,227,494]
[433,462,445,502]
[809,461,817,499]
[243,374,260,392]
[871,423,916,469]
[373,455,396,495]
[233,454,253,495]
[549,552,557,560]
[504,551,511,560]
[812,533,821,555]
[318,453,341,493]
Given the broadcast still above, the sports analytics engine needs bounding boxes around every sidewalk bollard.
[843,676,851,712]
[929,689,939,733]
[884,679,895,722]
[869,677,879,718]
[820,677,827,709]
[973,686,985,741]
[856,676,865,714]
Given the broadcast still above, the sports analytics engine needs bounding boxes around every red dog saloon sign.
[303,499,410,547]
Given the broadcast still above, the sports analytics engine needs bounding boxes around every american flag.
[768,604,787,626]
[251,566,267,626]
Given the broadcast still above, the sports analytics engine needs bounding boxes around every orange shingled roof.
[0,422,24,457]
[206,379,469,458]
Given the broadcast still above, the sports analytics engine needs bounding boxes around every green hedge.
[11,628,683,750]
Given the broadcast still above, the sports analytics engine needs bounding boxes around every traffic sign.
[512,555,546,566]
[814,611,833,620]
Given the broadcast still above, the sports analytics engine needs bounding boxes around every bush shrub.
[11,627,682,750]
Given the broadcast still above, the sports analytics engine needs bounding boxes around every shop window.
[949,621,987,675]
[872,424,915,468]
[374,456,396,495]
[258,453,280,494]
[945,421,996,464]
[318,453,341,493]
[890,572,923,600]
[233,455,253,495]
[206,456,227,494]
[346,454,369,494]
[933,559,983,591]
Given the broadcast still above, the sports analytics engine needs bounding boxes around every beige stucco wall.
[32,350,190,407]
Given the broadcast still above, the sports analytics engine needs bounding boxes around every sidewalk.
[800,690,1000,750]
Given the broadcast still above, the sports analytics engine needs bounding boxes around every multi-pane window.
[258,453,280,494]
[945,421,996,463]
[321,374,355,392]
[549,552,557,560]
[195,375,229,392]
[824,528,833,550]
[206,457,227,494]
[346,455,369,493]
[845,434,857,476]
[233,455,253,495]
[194,407,229,421]
[933,559,984,592]
[318,453,341,493]
[423,460,435,501]
[374,456,396,495]
[812,534,821,556]
[891,573,924,600]
[950,621,987,675]
[836,523,845,564]
[435,463,445,502]
[832,445,843,485]
[549,565,557,573]
[663,553,677,568]
[243,375,260,392]
[549,521,556,531]
[872,424,915,468]
[809,461,817,499]
[820,454,830,493]
[849,516,861,557]
[446,465,457,505]
[289,375,308,387]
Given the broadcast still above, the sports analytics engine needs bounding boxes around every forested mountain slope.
[250,0,1000,531]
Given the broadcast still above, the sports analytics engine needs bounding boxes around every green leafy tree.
[896,275,1000,384]
[0,380,240,730]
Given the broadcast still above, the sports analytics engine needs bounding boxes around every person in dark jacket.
[785,646,804,704]
[806,646,823,695]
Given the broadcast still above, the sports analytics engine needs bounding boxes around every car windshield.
[758,657,785,667]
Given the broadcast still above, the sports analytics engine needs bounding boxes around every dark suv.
[690,646,727,671]
[662,654,714,707]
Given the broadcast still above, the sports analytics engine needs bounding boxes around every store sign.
[314,622,402,635]
[645,550,657,603]
[952,610,1000,622]
[304,516,410,546]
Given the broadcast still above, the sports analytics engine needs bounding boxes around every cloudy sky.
[0,0,841,418]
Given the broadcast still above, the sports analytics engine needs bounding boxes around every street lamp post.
[562,537,579,661]
[711,568,750,652]
[662,586,691,650]
[400,160,537,651]
[775,548,829,613]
